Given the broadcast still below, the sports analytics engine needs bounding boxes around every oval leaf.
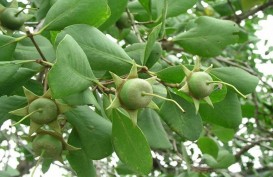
[65,106,113,160]
[43,0,110,30]
[48,35,96,98]
[112,110,153,175]
[56,24,133,76]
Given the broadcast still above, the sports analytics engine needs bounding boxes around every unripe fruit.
[116,12,131,29]
[32,134,63,159]
[188,72,214,99]
[28,98,58,124]
[119,78,153,110]
[0,8,25,30]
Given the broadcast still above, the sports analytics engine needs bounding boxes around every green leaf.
[138,0,151,14]
[156,65,185,83]
[0,95,27,125]
[67,129,96,177]
[65,106,113,160]
[210,67,259,95]
[62,88,100,109]
[197,137,219,159]
[0,67,37,96]
[33,0,51,21]
[0,34,17,61]
[211,125,235,143]
[99,0,128,31]
[159,90,203,141]
[112,110,152,175]
[199,90,242,129]
[138,108,172,149]
[143,23,161,65]
[203,150,235,169]
[56,25,133,76]
[0,64,21,86]
[48,35,96,98]
[241,0,265,11]
[166,0,197,18]
[43,0,110,31]
[173,16,241,57]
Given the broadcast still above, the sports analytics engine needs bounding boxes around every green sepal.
[9,106,28,116]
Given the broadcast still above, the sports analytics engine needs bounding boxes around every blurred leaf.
[174,16,240,57]
[197,137,219,159]
[0,35,17,61]
[203,150,235,169]
[211,125,235,143]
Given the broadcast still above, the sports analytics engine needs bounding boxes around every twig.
[26,30,47,61]
[126,8,144,42]
[227,0,240,22]
[236,0,273,23]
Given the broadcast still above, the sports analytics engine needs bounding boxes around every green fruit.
[188,72,214,99]
[0,8,25,30]
[119,78,153,110]
[28,98,58,124]
[32,134,63,159]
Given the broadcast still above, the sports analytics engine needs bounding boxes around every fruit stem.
[31,149,45,177]
[11,109,42,126]
[142,92,185,112]
[15,7,38,17]
[206,81,247,98]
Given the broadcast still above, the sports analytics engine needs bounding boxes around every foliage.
[0,0,272,177]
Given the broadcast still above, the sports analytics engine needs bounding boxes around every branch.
[236,0,273,23]
[26,30,47,61]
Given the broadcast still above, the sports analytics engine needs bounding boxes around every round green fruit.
[116,12,131,29]
[0,8,25,30]
[28,98,58,124]
[32,134,63,159]
[188,72,214,99]
[119,78,153,110]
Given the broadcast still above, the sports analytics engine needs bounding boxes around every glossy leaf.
[65,106,113,160]
[210,67,259,95]
[138,108,172,149]
[112,110,152,175]
[197,137,219,159]
[48,35,96,98]
[67,129,96,177]
[43,0,110,30]
[199,90,242,129]
[138,0,151,14]
[174,16,241,57]
[159,90,203,141]
[56,24,133,76]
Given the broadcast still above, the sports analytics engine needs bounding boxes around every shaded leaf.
[197,137,219,159]
[0,34,17,61]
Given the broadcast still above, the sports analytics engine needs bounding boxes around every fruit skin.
[0,8,25,30]
[32,134,63,159]
[28,98,58,124]
[119,78,153,110]
[116,12,131,29]
[188,72,214,99]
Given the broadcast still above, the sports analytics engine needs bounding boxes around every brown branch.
[26,30,47,61]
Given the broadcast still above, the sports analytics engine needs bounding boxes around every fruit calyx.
[107,62,158,124]
[9,87,71,135]
[179,58,215,113]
